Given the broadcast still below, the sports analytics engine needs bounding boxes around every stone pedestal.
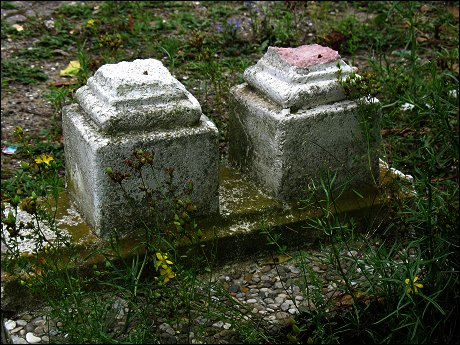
[229,44,381,202]
[62,59,219,238]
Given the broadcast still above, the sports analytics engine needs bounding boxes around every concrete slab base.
[1,162,415,312]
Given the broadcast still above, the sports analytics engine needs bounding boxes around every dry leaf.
[60,60,81,77]
[416,35,430,43]
[11,24,24,32]
[420,5,430,12]
[449,6,459,18]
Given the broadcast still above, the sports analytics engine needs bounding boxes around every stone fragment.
[25,332,41,344]
[11,326,23,333]
[5,320,16,331]
[6,14,26,24]
[15,320,27,327]
[11,335,28,344]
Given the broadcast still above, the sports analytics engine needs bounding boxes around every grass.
[1,1,459,344]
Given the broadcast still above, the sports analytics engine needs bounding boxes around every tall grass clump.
[1,2,458,344]
[279,2,459,342]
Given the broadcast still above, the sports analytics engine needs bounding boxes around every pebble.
[3,247,371,344]
[5,320,16,331]
[25,333,41,344]
[10,335,28,344]
[15,320,27,327]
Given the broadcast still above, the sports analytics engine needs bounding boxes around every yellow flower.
[159,265,176,283]
[154,252,175,283]
[405,276,423,295]
[86,19,96,28]
[35,153,54,165]
[155,252,173,269]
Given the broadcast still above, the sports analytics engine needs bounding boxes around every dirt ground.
[1,1,98,179]
[0,1,418,180]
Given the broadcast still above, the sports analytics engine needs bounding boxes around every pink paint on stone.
[272,44,340,68]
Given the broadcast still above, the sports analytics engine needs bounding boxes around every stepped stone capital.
[243,44,353,110]
[75,59,202,134]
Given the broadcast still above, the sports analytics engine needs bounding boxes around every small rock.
[159,323,176,336]
[261,265,272,273]
[212,321,225,328]
[246,298,257,304]
[275,296,285,304]
[11,326,23,334]
[262,281,272,288]
[21,315,33,321]
[312,266,324,273]
[6,14,26,25]
[31,317,43,325]
[5,320,16,331]
[26,332,41,344]
[243,274,253,282]
[228,284,239,293]
[239,286,249,293]
[264,297,275,304]
[34,325,44,335]
[288,308,299,315]
[290,267,300,274]
[230,272,241,280]
[261,274,270,281]
[253,303,265,311]
[16,320,27,327]
[319,264,328,270]
[49,329,61,336]
[10,335,28,344]
[280,302,290,311]
[160,332,177,344]
[275,311,290,320]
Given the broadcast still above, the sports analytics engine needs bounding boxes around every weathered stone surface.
[63,104,219,238]
[75,59,202,134]
[63,59,219,238]
[272,45,340,68]
[229,45,381,202]
[243,44,354,110]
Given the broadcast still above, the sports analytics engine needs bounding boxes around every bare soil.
[1,1,93,179]
[0,1,401,180]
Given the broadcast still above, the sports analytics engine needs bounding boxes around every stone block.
[62,59,219,238]
[229,45,381,202]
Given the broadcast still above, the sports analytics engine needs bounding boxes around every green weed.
[1,59,48,86]
[1,1,458,344]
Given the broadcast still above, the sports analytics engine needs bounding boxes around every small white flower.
[44,19,55,29]
[449,89,458,98]
[400,102,415,111]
